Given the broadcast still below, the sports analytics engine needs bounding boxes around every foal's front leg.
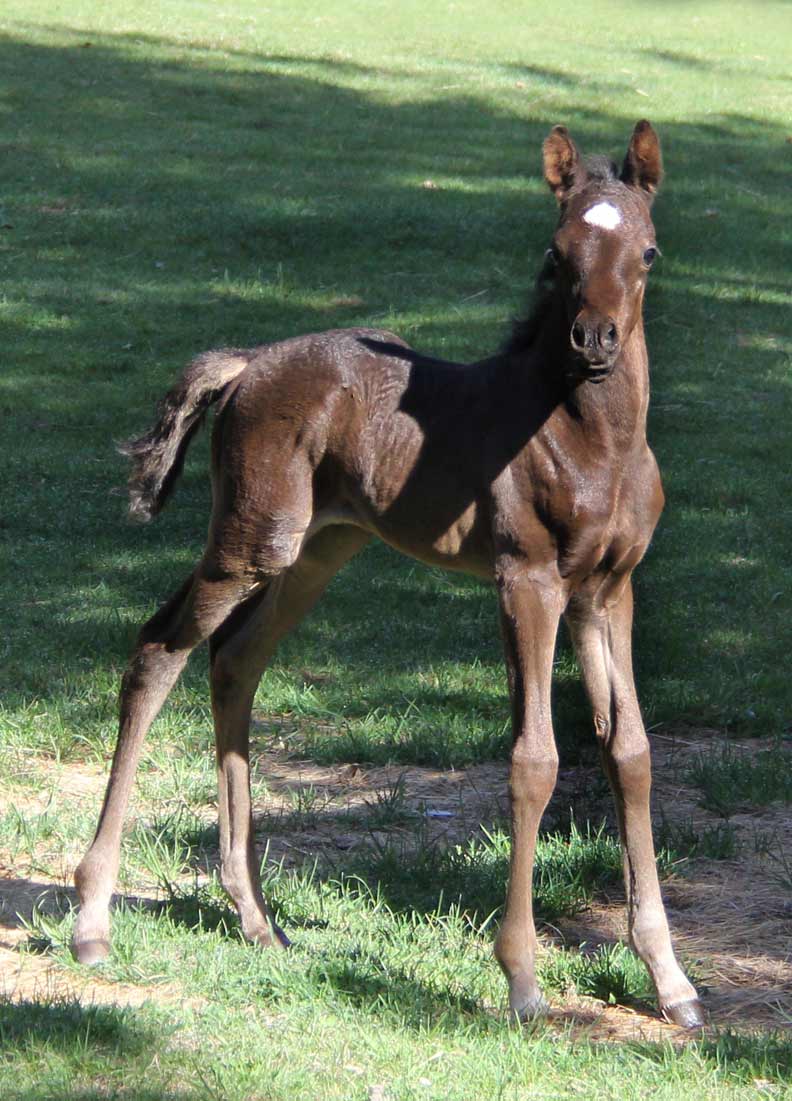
[494,570,564,1021]
[566,579,704,1028]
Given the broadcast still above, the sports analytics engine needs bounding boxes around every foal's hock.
[73,121,703,1029]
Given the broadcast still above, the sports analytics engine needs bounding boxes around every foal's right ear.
[543,126,584,203]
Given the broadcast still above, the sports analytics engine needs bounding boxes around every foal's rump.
[120,327,412,529]
[206,328,425,574]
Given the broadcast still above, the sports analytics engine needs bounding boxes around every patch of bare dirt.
[1,728,790,1040]
[0,933,202,1012]
[643,729,792,1032]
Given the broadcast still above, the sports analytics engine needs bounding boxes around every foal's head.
[542,120,663,381]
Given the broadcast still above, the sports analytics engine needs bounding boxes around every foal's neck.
[565,324,650,448]
[526,299,651,452]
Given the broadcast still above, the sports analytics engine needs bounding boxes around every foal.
[73,121,703,1028]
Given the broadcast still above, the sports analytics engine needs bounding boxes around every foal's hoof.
[72,937,111,966]
[661,998,705,1030]
[246,921,291,950]
[510,993,550,1025]
[273,922,292,949]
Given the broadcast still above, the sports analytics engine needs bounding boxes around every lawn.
[0,1,791,1098]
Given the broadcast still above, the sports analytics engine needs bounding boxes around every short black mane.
[583,154,619,182]
[502,255,558,360]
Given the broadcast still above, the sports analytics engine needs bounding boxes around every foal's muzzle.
[570,310,619,380]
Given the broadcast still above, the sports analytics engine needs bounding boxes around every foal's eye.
[545,246,560,266]
[643,246,658,266]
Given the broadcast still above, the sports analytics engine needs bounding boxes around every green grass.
[687,742,792,817]
[1,0,792,1097]
[3,992,791,1101]
[342,821,644,924]
[655,814,740,862]
[11,850,791,1101]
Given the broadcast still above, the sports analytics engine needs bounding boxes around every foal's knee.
[604,739,652,802]
[119,640,184,706]
[509,735,559,809]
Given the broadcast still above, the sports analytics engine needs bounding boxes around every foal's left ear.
[620,119,663,200]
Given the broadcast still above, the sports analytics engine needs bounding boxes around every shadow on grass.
[144,812,624,940]
[0,998,206,1100]
[696,1030,792,1084]
[0,996,153,1055]
[2,22,791,764]
[621,1027,792,1086]
[3,963,791,1083]
[309,952,486,1024]
[5,858,789,1043]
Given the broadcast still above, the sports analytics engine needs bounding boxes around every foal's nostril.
[600,322,618,352]
[571,321,586,349]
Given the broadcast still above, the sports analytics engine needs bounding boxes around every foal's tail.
[120,349,252,522]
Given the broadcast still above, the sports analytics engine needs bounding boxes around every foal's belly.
[371,500,495,579]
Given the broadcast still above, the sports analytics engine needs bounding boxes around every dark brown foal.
[73,121,703,1029]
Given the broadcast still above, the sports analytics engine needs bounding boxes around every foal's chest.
[570,456,662,587]
[504,442,662,585]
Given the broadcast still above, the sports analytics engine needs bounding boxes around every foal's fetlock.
[72,859,114,964]
[234,894,290,950]
[240,916,286,950]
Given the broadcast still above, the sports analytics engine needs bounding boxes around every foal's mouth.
[583,362,615,383]
[568,356,616,384]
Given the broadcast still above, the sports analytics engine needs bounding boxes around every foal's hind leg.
[208,526,370,947]
[72,568,258,964]
[566,579,703,1029]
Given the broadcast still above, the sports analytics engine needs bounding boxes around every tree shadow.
[1,23,790,760]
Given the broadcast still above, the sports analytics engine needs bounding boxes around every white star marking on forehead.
[583,202,622,230]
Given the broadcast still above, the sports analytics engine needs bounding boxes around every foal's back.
[209,326,515,578]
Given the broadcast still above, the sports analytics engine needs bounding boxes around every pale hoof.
[72,937,110,966]
[510,992,550,1024]
[661,998,705,1030]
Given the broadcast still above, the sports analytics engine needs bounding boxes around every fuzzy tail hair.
[119,348,252,522]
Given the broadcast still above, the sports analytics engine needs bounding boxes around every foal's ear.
[620,119,663,199]
[543,125,584,203]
